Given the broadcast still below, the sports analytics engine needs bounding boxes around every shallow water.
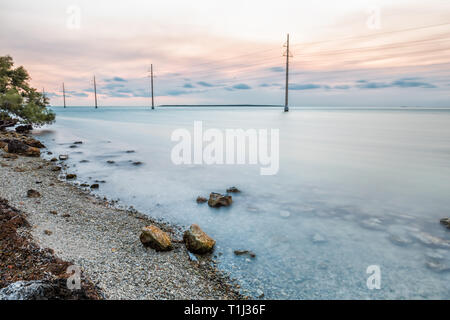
[36,106,450,299]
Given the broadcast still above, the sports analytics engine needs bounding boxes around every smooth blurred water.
[35,106,450,299]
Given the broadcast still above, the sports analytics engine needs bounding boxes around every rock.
[73,141,83,144]
[426,261,450,273]
[412,231,450,249]
[44,230,52,235]
[312,233,327,244]
[59,155,68,160]
[139,225,173,251]
[207,192,232,208]
[90,184,99,189]
[132,161,143,166]
[440,218,450,229]
[50,157,57,162]
[27,189,41,198]
[183,224,216,254]
[47,151,53,155]
[388,234,413,246]
[51,166,61,172]
[233,250,256,258]
[24,138,45,149]
[196,196,207,203]
[15,124,33,133]
[3,139,40,157]
[106,160,115,164]
[80,183,89,187]
[2,153,18,159]
[226,186,241,193]
[49,211,58,215]
[79,160,89,163]
[126,150,135,153]
[69,145,78,148]
[66,174,77,180]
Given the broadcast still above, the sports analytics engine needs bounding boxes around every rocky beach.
[0,130,242,300]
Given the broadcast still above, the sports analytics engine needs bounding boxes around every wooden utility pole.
[151,64,154,110]
[42,88,45,104]
[284,33,290,112]
[94,75,98,109]
[62,82,66,108]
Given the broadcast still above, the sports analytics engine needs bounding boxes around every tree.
[0,55,55,129]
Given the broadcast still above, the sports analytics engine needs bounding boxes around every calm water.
[36,106,450,299]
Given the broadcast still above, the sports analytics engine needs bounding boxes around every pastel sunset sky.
[1,0,450,107]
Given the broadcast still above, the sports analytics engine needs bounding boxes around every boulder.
[3,139,40,157]
[90,184,99,189]
[66,174,77,180]
[207,192,232,208]
[139,225,173,251]
[440,218,450,229]
[226,186,241,193]
[183,224,215,254]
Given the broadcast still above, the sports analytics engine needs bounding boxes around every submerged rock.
[226,186,241,193]
[412,231,450,249]
[27,189,41,198]
[132,161,143,166]
[50,157,57,162]
[440,218,450,229]
[207,192,232,208]
[106,160,115,164]
[140,225,173,251]
[196,196,207,204]
[90,184,99,189]
[234,250,256,258]
[183,224,215,254]
[59,155,68,161]
[426,261,450,273]
[73,141,83,145]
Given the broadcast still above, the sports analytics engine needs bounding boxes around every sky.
[1,0,450,107]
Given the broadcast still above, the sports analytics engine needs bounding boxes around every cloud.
[166,89,191,96]
[66,90,88,97]
[356,78,437,89]
[197,81,215,87]
[259,83,281,88]
[268,66,284,73]
[105,77,127,82]
[183,83,195,88]
[231,83,251,90]
[290,84,322,90]
[333,85,351,90]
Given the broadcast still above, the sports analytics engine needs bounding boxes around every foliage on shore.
[0,55,55,128]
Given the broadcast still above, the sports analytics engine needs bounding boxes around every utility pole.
[62,82,66,108]
[283,33,290,112]
[42,88,45,104]
[94,75,98,109]
[150,64,154,109]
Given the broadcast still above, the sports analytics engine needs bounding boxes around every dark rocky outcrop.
[15,125,33,133]
[207,193,232,208]
[440,218,450,229]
